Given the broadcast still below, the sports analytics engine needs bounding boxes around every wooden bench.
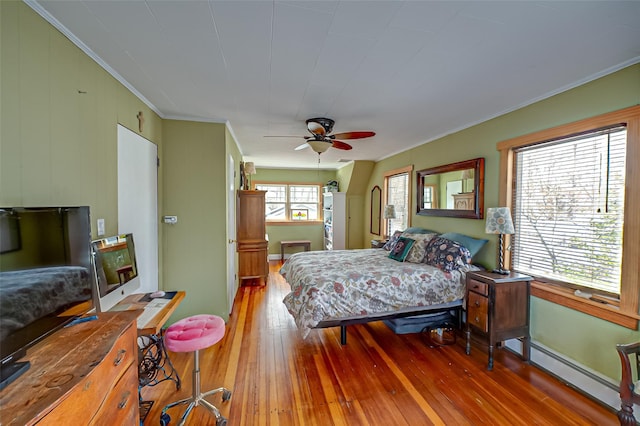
[280,240,311,261]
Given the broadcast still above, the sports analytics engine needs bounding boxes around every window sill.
[530,281,639,329]
[265,220,323,226]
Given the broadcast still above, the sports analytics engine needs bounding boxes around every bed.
[281,236,481,344]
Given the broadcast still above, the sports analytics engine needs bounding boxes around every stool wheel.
[217,416,228,426]
[160,412,171,425]
[222,389,232,402]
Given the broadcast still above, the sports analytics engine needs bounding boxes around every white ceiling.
[30,0,640,170]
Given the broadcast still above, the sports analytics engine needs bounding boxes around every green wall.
[253,168,335,254]
[366,64,640,380]
[1,1,240,323]
[338,161,374,249]
[0,0,162,238]
[162,120,239,322]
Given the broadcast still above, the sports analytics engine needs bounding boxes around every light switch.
[97,218,105,236]
[163,216,178,224]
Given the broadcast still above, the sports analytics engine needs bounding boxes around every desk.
[280,240,311,261]
[113,290,185,336]
[111,291,186,421]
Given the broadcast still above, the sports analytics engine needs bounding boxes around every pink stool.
[160,315,231,426]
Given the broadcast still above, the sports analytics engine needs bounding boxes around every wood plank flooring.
[141,261,618,425]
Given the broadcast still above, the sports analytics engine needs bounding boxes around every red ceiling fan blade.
[332,140,352,150]
[331,131,375,140]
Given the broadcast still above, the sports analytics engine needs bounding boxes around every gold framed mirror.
[417,158,484,219]
[370,185,381,235]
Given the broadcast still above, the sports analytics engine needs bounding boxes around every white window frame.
[254,182,322,224]
[497,106,640,329]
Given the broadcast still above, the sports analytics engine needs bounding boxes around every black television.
[0,207,96,390]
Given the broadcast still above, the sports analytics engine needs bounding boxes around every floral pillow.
[388,237,415,262]
[382,230,403,251]
[424,237,472,272]
[401,232,438,263]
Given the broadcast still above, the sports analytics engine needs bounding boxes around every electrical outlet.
[97,218,105,236]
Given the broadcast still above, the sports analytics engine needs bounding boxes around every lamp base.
[492,268,511,275]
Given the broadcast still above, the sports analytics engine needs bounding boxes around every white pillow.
[401,232,437,263]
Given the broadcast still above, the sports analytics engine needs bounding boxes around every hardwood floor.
[141,261,618,425]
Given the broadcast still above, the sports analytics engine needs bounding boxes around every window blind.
[387,173,409,234]
[512,126,626,294]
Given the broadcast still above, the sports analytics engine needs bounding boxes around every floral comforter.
[281,249,477,338]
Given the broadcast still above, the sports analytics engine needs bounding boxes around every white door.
[227,154,237,315]
[117,125,158,294]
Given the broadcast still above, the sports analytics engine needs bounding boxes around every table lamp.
[384,204,396,238]
[244,161,256,189]
[485,207,515,275]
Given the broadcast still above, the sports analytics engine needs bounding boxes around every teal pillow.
[439,232,488,258]
[404,227,438,234]
[388,237,415,262]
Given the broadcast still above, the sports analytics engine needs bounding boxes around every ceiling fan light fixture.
[306,118,334,136]
[307,140,332,154]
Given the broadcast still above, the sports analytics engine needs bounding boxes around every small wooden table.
[280,240,311,261]
[465,271,532,370]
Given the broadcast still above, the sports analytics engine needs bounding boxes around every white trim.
[504,339,633,414]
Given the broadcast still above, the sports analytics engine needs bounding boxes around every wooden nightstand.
[465,270,532,370]
[370,239,387,248]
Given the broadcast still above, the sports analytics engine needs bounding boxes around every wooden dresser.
[0,311,140,425]
[237,190,269,284]
[452,192,475,210]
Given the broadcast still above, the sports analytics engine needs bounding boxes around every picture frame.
[291,209,308,221]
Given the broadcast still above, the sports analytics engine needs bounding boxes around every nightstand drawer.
[468,279,488,296]
[467,292,488,333]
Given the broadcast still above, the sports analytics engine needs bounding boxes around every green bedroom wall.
[367,63,640,381]
[1,0,163,240]
[1,2,238,323]
[162,120,232,322]
[252,168,336,254]
[336,161,375,249]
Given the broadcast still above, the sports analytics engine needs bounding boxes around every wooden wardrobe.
[236,190,269,284]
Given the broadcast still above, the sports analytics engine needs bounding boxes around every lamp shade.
[307,140,332,154]
[485,207,515,234]
[244,161,256,175]
[384,205,397,220]
[461,169,474,180]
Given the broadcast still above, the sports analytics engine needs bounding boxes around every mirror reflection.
[91,233,138,296]
[370,185,381,235]
[417,158,484,219]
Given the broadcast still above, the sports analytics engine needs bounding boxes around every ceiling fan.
[265,118,375,154]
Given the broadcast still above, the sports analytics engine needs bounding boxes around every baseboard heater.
[504,339,635,415]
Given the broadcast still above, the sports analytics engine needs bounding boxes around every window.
[255,183,321,222]
[422,185,437,209]
[384,166,413,236]
[497,106,640,329]
[512,126,626,295]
